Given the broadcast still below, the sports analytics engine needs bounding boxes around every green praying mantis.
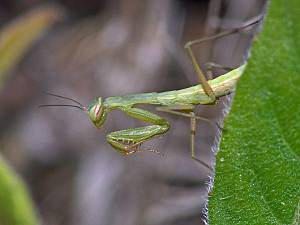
[40,16,262,170]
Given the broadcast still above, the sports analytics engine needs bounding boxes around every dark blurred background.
[0,0,267,224]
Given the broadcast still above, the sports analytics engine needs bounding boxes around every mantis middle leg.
[106,107,170,155]
[190,112,213,171]
[156,105,216,127]
[156,105,214,171]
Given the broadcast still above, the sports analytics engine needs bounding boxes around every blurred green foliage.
[209,0,300,224]
[0,156,39,225]
[0,5,61,225]
[0,5,61,89]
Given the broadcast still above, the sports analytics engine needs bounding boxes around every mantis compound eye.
[87,97,107,128]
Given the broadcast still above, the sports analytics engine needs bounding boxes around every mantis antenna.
[39,91,87,111]
[38,104,85,111]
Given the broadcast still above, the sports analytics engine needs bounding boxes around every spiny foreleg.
[106,107,170,155]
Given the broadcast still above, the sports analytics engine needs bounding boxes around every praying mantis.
[40,16,262,170]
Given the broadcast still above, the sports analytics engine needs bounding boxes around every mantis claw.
[105,107,170,155]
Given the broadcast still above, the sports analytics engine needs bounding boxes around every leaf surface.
[209,0,300,224]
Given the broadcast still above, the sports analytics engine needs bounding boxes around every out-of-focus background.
[0,1,267,225]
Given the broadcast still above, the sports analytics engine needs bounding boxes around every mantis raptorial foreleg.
[106,107,170,155]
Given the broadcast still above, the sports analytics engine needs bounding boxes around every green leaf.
[208,0,300,224]
[0,156,39,225]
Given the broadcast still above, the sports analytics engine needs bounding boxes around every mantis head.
[87,97,107,128]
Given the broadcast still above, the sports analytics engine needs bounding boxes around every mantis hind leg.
[205,62,234,80]
[184,40,216,102]
[184,16,263,100]
[107,107,169,155]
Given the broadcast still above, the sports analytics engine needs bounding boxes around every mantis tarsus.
[40,16,262,171]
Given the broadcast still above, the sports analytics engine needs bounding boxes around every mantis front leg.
[106,107,170,155]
